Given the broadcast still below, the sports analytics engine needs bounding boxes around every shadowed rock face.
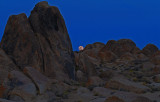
[1,13,43,71]
[0,1,160,102]
[142,44,159,57]
[0,1,75,80]
[104,39,137,57]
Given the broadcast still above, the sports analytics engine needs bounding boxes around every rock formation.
[0,1,160,102]
[1,1,75,80]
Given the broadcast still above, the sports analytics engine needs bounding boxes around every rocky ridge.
[0,1,160,102]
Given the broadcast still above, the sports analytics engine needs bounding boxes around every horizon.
[0,0,160,51]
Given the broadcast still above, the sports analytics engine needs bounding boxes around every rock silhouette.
[0,1,160,102]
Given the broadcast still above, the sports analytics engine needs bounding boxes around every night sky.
[0,0,160,51]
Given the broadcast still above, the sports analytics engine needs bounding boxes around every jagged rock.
[1,1,160,102]
[142,44,159,57]
[29,1,75,80]
[1,1,75,80]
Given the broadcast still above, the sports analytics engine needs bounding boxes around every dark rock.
[142,44,159,57]
[84,42,105,50]
[29,1,75,80]
[1,1,75,80]
[104,39,137,57]
[0,48,19,98]
[132,96,152,102]
[0,13,43,72]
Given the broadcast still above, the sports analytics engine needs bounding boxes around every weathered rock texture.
[0,1,160,102]
[1,1,75,80]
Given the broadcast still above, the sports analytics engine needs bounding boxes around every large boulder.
[84,42,105,51]
[104,39,137,57]
[8,70,37,101]
[142,44,159,57]
[74,53,97,78]
[1,1,75,80]
[83,42,105,59]
[23,67,51,94]
[105,76,150,93]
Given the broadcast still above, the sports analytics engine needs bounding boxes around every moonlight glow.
[79,46,84,51]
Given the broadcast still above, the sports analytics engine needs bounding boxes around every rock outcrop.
[1,1,75,80]
[0,1,160,102]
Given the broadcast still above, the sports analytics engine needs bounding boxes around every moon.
[79,46,84,51]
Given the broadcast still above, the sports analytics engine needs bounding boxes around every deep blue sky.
[0,0,160,51]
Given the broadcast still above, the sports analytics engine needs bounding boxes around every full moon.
[79,46,84,51]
